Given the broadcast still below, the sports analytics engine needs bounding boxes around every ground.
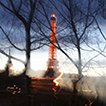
[0,72,106,106]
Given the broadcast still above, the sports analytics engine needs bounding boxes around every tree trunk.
[25,26,31,72]
[25,25,31,94]
[77,43,82,78]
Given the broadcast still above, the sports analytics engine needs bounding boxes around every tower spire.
[5,48,12,76]
[8,48,12,64]
[44,13,59,78]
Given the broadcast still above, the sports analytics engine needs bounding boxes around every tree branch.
[0,49,25,65]
[0,26,25,51]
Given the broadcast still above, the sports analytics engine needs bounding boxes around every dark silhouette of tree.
[38,0,97,77]
[35,0,105,95]
[0,0,45,73]
[86,0,106,59]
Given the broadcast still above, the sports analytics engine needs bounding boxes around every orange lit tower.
[44,13,59,78]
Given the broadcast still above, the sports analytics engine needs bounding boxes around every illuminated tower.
[44,13,58,78]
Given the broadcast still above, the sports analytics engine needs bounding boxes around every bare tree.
[39,0,97,77]
[87,0,106,58]
[30,3,106,102]
[0,0,46,73]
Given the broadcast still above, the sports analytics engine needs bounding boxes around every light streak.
[53,71,63,87]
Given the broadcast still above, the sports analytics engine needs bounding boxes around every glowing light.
[53,71,63,86]
[51,13,56,18]
[6,85,21,94]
